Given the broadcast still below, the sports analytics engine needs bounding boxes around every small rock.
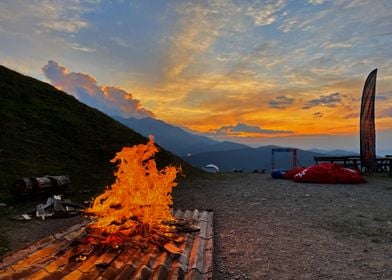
[0,203,7,207]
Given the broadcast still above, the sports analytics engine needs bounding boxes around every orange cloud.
[42,60,154,119]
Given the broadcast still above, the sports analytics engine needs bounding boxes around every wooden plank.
[198,212,213,240]
[41,249,76,273]
[26,268,51,280]
[11,243,66,272]
[0,235,56,269]
[79,248,122,279]
[61,269,84,280]
[0,267,14,280]
[188,235,214,274]
[107,247,140,271]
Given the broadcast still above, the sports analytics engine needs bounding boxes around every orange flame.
[85,137,181,244]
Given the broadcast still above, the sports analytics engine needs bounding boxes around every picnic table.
[376,156,392,174]
[313,156,392,176]
[313,156,361,170]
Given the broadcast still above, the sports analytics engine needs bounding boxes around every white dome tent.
[202,164,220,173]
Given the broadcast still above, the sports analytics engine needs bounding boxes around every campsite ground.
[174,173,392,279]
[2,173,392,279]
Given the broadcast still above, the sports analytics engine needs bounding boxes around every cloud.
[70,43,96,53]
[307,0,325,5]
[225,123,264,134]
[344,90,391,119]
[158,0,289,84]
[279,18,300,33]
[159,1,254,81]
[340,0,369,9]
[321,42,353,49]
[36,1,99,34]
[302,92,342,109]
[38,20,88,33]
[42,60,154,119]
[210,123,294,136]
[0,1,97,34]
[160,2,225,80]
[312,112,324,118]
[269,95,295,109]
[376,91,392,101]
[0,1,97,60]
[109,37,130,48]
[287,72,316,85]
[378,108,392,118]
[246,0,287,26]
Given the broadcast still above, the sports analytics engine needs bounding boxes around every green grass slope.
[0,65,197,202]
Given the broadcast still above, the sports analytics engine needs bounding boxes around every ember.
[85,137,183,248]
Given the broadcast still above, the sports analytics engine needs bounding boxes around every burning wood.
[84,137,193,254]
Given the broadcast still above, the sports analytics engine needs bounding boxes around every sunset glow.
[1,1,391,151]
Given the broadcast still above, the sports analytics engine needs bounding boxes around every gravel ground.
[173,173,392,280]
[4,172,392,279]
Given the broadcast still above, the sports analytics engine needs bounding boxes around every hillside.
[0,65,196,202]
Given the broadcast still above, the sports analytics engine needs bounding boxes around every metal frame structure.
[271,148,298,170]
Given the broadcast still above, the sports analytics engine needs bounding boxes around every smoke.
[42,60,154,119]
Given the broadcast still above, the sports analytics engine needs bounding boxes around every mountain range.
[113,117,356,172]
[113,116,249,156]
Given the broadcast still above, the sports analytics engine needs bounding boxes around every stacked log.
[11,175,70,196]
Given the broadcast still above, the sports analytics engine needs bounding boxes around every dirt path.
[173,173,392,279]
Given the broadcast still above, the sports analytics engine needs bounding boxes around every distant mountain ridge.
[113,116,343,172]
[185,146,326,172]
[309,148,359,156]
[113,116,250,156]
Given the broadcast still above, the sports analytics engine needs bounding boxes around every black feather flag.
[360,69,377,172]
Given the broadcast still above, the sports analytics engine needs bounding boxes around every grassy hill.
[0,65,197,203]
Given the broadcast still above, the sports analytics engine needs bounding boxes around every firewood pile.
[84,216,201,255]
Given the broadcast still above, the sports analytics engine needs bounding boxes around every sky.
[1,0,392,153]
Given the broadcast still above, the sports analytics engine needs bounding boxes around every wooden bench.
[375,157,392,176]
[313,156,361,170]
[314,156,391,176]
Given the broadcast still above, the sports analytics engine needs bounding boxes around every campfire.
[0,138,213,279]
[84,137,195,253]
